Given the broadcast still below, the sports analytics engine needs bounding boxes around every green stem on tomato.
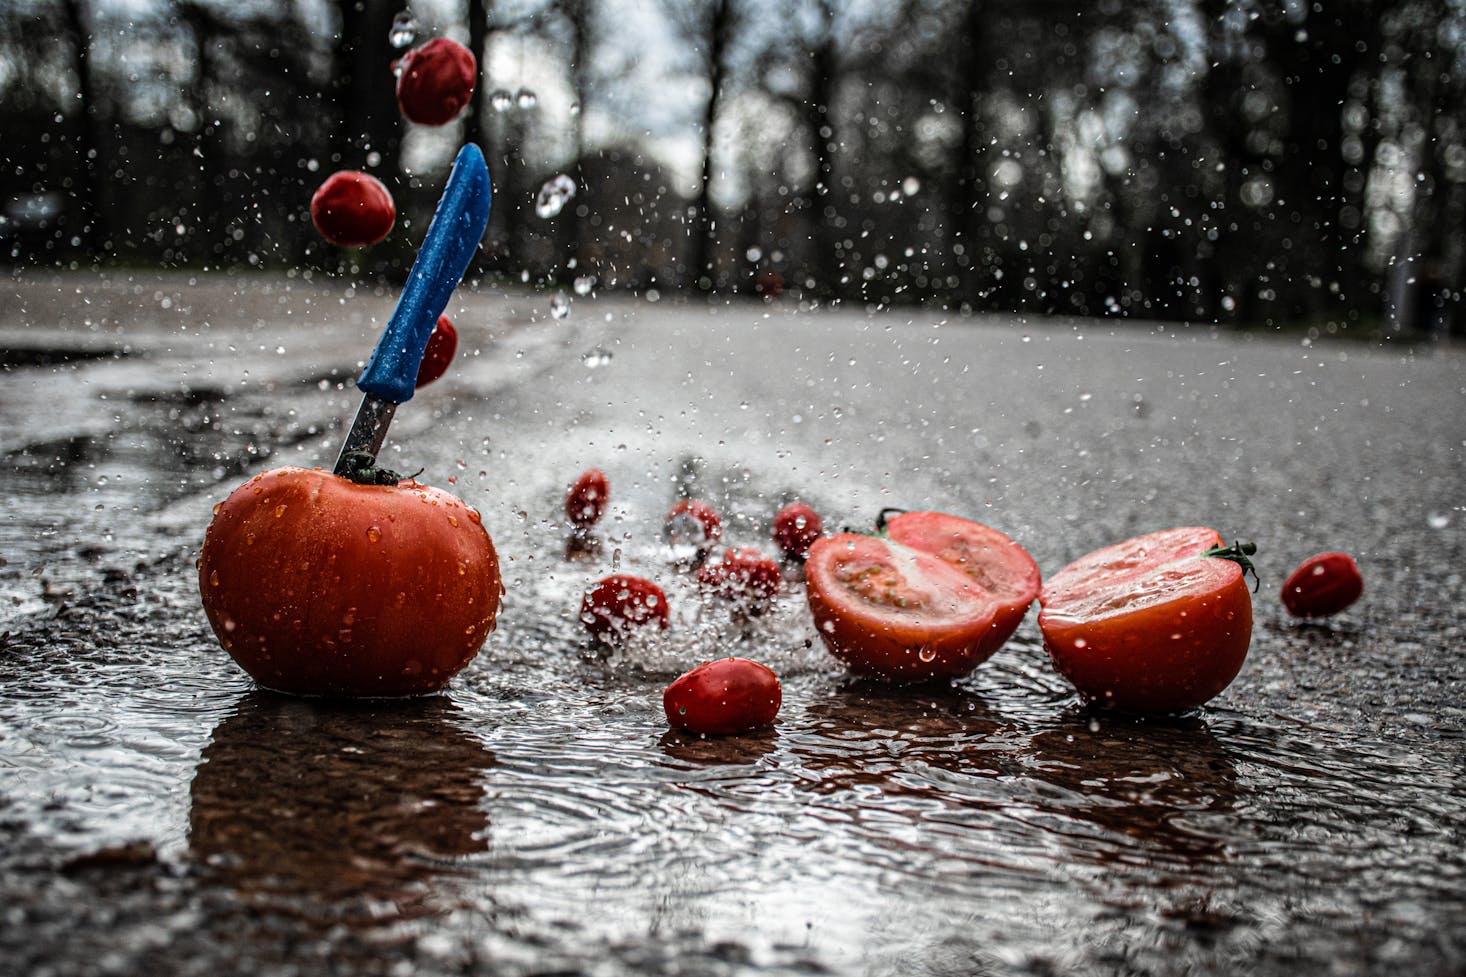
[874,508,908,533]
[1203,539,1259,592]
[338,450,410,486]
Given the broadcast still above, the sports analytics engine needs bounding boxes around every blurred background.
[2,0,1464,334]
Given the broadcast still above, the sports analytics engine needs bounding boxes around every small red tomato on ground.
[198,465,501,697]
[310,170,395,247]
[580,574,669,641]
[696,547,783,603]
[772,501,823,560]
[1039,527,1256,714]
[415,314,457,388]
[664,657,781,735]
[664,499,723,551]
[396,37,476,126]
[565,468,610,529]
[805,512,1041,681]
[1281,551,1363,618]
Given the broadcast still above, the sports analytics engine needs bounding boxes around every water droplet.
[678,705,687,715]
[1073,638,1087,649]
[917,646,936,663]
[212,501,223,516]
[489,89,514,112]
[550,293,572,320]
[1427,511,1452,530]
[388,11,416,48]
[274,504,287,518]
[515,87,538,109]
[534,174,577,218]
[569,99,581,115]
[366,526,382,543]
[573,274,595,295]
[209,571,219,587]
[902,175,921,196]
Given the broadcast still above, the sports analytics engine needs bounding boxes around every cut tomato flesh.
[1040,526,1223,614]
[885,511,1041,604]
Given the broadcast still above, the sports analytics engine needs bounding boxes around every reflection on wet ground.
[1,273,1463,976]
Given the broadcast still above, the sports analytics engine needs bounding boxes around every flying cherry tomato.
[696,547,783,603]
[1280,551,1363,618]
[565,468,610,529]
[1038,527,1256,714]
[772,501,823,560]
[664,499,723,552]
[414,314,457,387]
[396,37,476,126]
[310,170,395,247]
[804,511,1041,681]
[580,574,669,642]
[664,657,781,735]
[198,462,502,697]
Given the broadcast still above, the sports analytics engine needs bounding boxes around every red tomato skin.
[664,658,781,735]
[310,171,395,247]
[580,574,669,641]
[665,499,723,550]
[396,38,476,126]
[565,468,610,528]
[1281,551,1363,618]
[805,522,1040,682]
[1038,528,1252,714]
[696,547,783,602]
[198,467,501,697]
[772,502,823,560]
[414,315,457,388]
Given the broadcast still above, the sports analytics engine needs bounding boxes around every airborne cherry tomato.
[664,657,781,735]
[664,499,723,552]
[1281,551,1363,618]
[580,574,669,641]
[772,501,823,560]
[804,512,1041,681]
[396,38,476,126]
[565,468,609,529]
[310,170,396,247]
[696,547,782,603]
[198,465,501,697]
[415,314,457,388]
[1038,527,1255,714]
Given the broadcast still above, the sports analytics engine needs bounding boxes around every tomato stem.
[338,450,408,486]
[1203,540,1259,592]
[874,508,907,533]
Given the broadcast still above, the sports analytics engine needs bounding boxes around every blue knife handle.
[357,144,491,404]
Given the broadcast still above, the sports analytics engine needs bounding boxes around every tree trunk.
[688,0,730,291]
[951,0,989,309]
[60,0,102,253]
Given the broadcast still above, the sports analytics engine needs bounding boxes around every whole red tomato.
[396,38,476,126]
[414,314,457,388]
[1038,527,1255,714]
[1281,551,1363,618]
[664,499,723,552]
[310,170,395,247]
[664,657,781,735]
[198,466,501,697]
[580,574,669,641]
[804,512,1041,681]
[772,501,823,560]
[696,547,782,603]
[565,468,610,529]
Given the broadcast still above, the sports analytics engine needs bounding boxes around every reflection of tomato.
[696,547,782,603]
[804,512,1040,681]
[396,38,476,126]
[198,466,501,697]
[1281,551,1362,618]
[772,501,823,560]
[414,314,457,387]
[1038,527,1253,714]
[580,574,669,641]
[664,658,781,735]
[310,170,395,247]
[565,468,609,528]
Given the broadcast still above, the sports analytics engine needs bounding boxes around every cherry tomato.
[664,657,781,735]
[804,512,1041,681]
[664,499,723,551]
[580,574,669,641]
[1038,527,1255,714]
[310,170,395,247]
[1281,551,1363,618]
[396,38,476,126]
[198,466,501,697]
[565,468,609,528]
[414,314,457,388]
[696,547,782,603]
[772,501,823,560]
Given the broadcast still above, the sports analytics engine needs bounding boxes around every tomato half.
[804,512,1041,681]
[664,657,781,735]
[198,466,501,697]
[1280,551,1363,618]
[1038,527,1253,714]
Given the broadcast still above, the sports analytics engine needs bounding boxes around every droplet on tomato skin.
[448,515,459,527]
[1073,638,1087,649]
[468,508,482,523]
[212,501,223,516]
[222,616,236,633]
[209,571,220,587]
[678,705,687,716]
[394,592,407,607]
[917,646,937,663]
[274,505,287,518]
[402,660,423,676]
[366,526,382,543]
[244,532,256,546]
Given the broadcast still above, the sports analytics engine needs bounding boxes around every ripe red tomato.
[1281,551,1363,618]
[804,512,1041,681]
[696,547,782,603]
[1038,527,1255,714]
[565,468,609,528]
[198,466,501,697]
[772,501,823,560]
[396,38,476,126]
[414,314,457,388]
[664,657,781,735]
[664,499,723,551]
[310,170,395,247]
[580,574,669,641]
